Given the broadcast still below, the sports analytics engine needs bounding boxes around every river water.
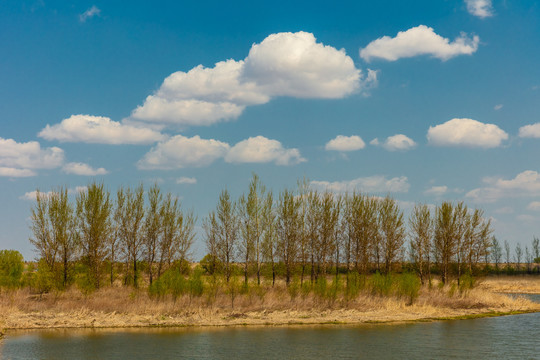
[2,294,539,359]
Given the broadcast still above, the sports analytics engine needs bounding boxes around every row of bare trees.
[204,175,495,286]
[30,183,195,289]
[30,176,503,290]
[490,236,540,273]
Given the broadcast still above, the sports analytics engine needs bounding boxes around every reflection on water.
[1,295,539,360]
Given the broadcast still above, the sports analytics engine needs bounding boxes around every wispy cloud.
[79,5,101,22]
[465,0,494,18]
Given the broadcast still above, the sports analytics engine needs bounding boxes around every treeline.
[28,183,194,291]
[203,175,495,288]
[16,174,540,294]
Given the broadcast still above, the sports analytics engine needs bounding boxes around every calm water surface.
[2,294,539,359]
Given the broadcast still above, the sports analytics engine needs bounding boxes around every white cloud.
[311,175,410,193]
[130,32,374,127]
[225,136,305,166]
[494,207,514,214]
[494,104,503,111]
[325,135,366,152]
[517,214,536,223]
[0,137,64,176]
[424,185,448,196]
[62,162,108,176]
[137,135,230,170]
[465,0,494,18]
[518,123,540,138]
[79,5,101,22]
[466,170,540,203]
[20,186,87,201]
[373,134,416,151]
[527,201,540,211]
[177,177,197,185]
[0,167,36,177]
[360,25,479,62]
[427,118,508,148]
[39,115,164,145]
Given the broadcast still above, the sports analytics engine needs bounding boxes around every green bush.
[188,267,204,298]
[0,250,24,289]
[288,277,300,300]
[370,271,393,297]
[459,273,476,294]
[396,273,421,305]
[34,259,55,295]
[314,276,327,298]
[149,268,187,300]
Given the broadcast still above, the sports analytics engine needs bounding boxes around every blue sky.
[1,0,540,259]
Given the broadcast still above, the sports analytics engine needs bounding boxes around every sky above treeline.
[1,0,540,260]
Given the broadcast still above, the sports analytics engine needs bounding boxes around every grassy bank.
[478,276,540,294]
[1,277,538,331]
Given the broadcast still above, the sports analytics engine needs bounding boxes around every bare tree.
[491,237,502,272]
[49,187,78,288]
[504,240,511,271]
[238,173,266,285]
[76,182,112,289]
[515,242,523,272]
[261,191,278,286]
[277,189,300,285]
[30,190,57,273]
[434,202,458,284]
[158,193,195,276]
[206,190,238,282]
[409,203,432,285]
[115,185,145,287]
[379,196,405,274]
[144,183,163,285]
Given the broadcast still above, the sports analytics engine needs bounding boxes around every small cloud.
[518,123,540,139]
[466,170,540,203]
[177,177,197,185]
[79,5,101,22]
[0,137,64,177]
[0,167,36,178]
[225,136,305,166]
[311,175,410,193]
[494,104,503,111]
[325,135,366,152]
[138,135,229,170]
[62,162,108,176]
[380,134,416,151]
[517,214,535,223]
[20,186,87,201]
[494,206,514,214]
[424,185,448,197]
[527,201,540,211]
[360,25,479,62]
[39,115,164,145]
[427,118,508,148]
[464,0,494,18]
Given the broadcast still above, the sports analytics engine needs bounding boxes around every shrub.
[314,277,328,298]
[396,273,421,305]
[0,250,24,289]
[34,259,55,295]
[288,277,300,300]
[188,267,204,298]
[459,273,476,294]
[370,271,393,297]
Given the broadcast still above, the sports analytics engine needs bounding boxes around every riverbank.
[1,280,539,331]
[478,276,540,294]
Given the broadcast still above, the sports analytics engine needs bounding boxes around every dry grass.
[478,275,540,294]
[1,277,538,331]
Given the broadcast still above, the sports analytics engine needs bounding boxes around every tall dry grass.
[0,275,538,330]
